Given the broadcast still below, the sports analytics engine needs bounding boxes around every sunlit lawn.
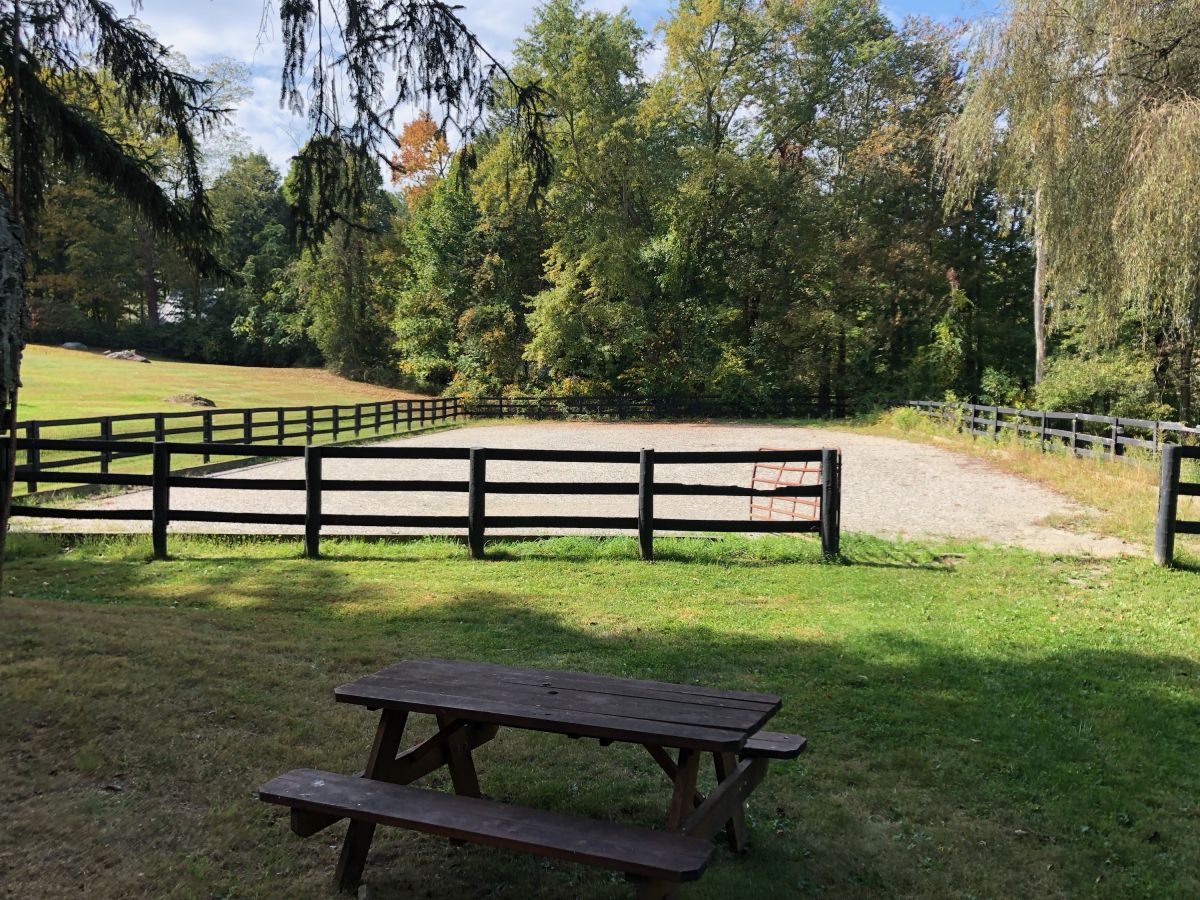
[3,533,1199,898]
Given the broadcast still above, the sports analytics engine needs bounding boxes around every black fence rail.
[464,395,850,420]
[4,441,842,561]
[1154,445,1200,566]
[907,400,1200,459]
[13,397,461,494]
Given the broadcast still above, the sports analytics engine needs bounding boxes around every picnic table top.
[334,657,781,752]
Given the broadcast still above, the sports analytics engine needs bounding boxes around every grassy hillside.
[18,344,426,422]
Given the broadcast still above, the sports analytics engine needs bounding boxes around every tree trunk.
[139,227,159,326]
[1032,189,1047,384]
[0,182,27,586]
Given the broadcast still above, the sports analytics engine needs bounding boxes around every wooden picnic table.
[260,658,806,898]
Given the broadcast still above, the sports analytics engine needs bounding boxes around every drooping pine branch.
[279,0,553,247]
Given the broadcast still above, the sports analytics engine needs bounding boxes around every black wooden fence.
[1154,444,1200,566]
[5,442,842,561]
[465,395,849,420]
[13,397,461,494]
[907,400,1200,458]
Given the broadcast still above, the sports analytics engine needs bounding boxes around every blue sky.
[135,0,998,173]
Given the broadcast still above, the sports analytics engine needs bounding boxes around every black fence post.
[392,399,399,432]
[333,406,340,440]
[202,412,213,463]
[152,441,170,560]
[354,403,362,437]
[277,408,286,445]
[304,446,323,560]
[406,400,413,431]
[468,448,487,559]
[375,402,382,434]
[638,448,655,561]
[100,417,112,474]
[25,422,39,493]
[243,410,253,444]
[1154,444,1181,567]
[306,406,314,444]
[820,448,841,558]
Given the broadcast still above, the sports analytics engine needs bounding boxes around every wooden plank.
[740,731,807,759]
[656,482,821,497]
[666,749,700,830]
[334,683,754,751]
[261,769,713,882]
[321,446,470,460]
[682,757,768,842]
[652,518,820,533]
[321,479,469,492]
[9,506,153,520]
[713,752,750,851]
[170,511,307,525]
[484,480,638,495]
[484,515,638,529]
[348,668,775,732]
[391,659,781,705]
[485,448,640,463]
[168,476,304,490]
[655,450,823,463]
[639,448,655,561]
[334,710,408,891]
[319,514,469,528]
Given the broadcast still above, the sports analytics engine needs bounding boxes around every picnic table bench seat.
[741,731,806,759]
[261,768,714,885]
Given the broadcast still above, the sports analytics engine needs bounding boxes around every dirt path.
[22,422,1136,556]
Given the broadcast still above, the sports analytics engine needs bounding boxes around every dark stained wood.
[741,731,807,760]
[713,752,750,851]
[642,744,703,806]
[395,658,781,706]
[666,749,700,830]
[437,714,482,798]
[683,757,768,842]
[261,768,714,883]
[292,721,500,838]
[639,448,655,561]
[334,710,408,892]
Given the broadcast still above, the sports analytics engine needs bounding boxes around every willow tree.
[940,0,1200,413]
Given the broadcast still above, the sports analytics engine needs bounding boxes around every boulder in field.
[103,349,150,363]
[164,393,216,408]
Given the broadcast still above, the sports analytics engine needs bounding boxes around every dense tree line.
[20,0,1200,420]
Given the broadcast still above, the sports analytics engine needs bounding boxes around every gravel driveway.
[23,421,1134,556]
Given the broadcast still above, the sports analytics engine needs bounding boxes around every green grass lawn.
[18,344,425,422]
[3,532,1198,898]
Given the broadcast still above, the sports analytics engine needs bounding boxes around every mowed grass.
[3,533,1199,898]
[18,344,425,422]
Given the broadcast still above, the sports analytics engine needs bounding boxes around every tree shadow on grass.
[3,560,1199,898]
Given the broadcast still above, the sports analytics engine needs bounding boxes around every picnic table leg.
[666,748,701,831]
[437,713,482,798]
[713,752,750,851]
[334,709,409,892]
